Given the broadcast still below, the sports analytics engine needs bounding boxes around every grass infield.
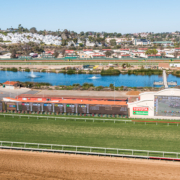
[0,115,180,154]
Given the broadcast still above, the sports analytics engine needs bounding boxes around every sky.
[1,0,180,34]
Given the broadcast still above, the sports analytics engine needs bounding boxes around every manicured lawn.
[0,116,180,153]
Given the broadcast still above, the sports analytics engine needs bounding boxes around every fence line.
[0,113,131,123]
[0,141,180,159]
[1,114,180,125]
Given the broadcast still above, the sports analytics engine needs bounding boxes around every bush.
[101,68,121,75]
[25,68,30,72]
[66,69,76,74]
[6,67,18,72]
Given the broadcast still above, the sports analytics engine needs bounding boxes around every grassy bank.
[101,69,121,75]
[0,116,180,152]
[127,69,163,75]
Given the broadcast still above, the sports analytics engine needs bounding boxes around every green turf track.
[0,115,180,154]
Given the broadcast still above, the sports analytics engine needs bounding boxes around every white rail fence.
[1,114,180,126]
[0,114,131,123]
[0,141,180,159]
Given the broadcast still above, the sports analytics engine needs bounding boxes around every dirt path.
[0,150,180,180]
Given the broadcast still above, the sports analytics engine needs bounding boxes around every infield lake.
[0,71,180,87]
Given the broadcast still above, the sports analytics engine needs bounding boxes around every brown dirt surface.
[0,150,180,180]
[126,90,141,95]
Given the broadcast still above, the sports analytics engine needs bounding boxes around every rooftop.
[4,97,127,106]
[3,81,18,85]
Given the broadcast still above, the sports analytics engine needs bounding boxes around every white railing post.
[76,147,77,151]
[132,150,133,155]
[51,145,52,149]
[163,152,164,157]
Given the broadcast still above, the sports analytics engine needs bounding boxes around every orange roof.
[4,97,127,106]
[3,81,18,85]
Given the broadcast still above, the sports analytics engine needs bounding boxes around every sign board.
[154,96,180,117]
[133,107,148,115]
[7,102,16,110]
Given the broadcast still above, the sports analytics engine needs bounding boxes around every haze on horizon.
[1,0,180,34]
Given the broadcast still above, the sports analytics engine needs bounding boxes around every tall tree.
[53,50,59,58]
[110,39,117,46]
[30,27,37,33]
[10,49,17,58]
[80,31,84,36]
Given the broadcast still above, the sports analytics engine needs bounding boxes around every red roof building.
[3,81,19,89]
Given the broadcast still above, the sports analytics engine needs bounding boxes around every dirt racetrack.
[0,150,180,180]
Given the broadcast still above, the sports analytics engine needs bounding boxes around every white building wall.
[128,89,180,120]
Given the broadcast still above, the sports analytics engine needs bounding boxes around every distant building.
[133,39,150,46]
[3,81,19,89]
[153,41,173,47]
